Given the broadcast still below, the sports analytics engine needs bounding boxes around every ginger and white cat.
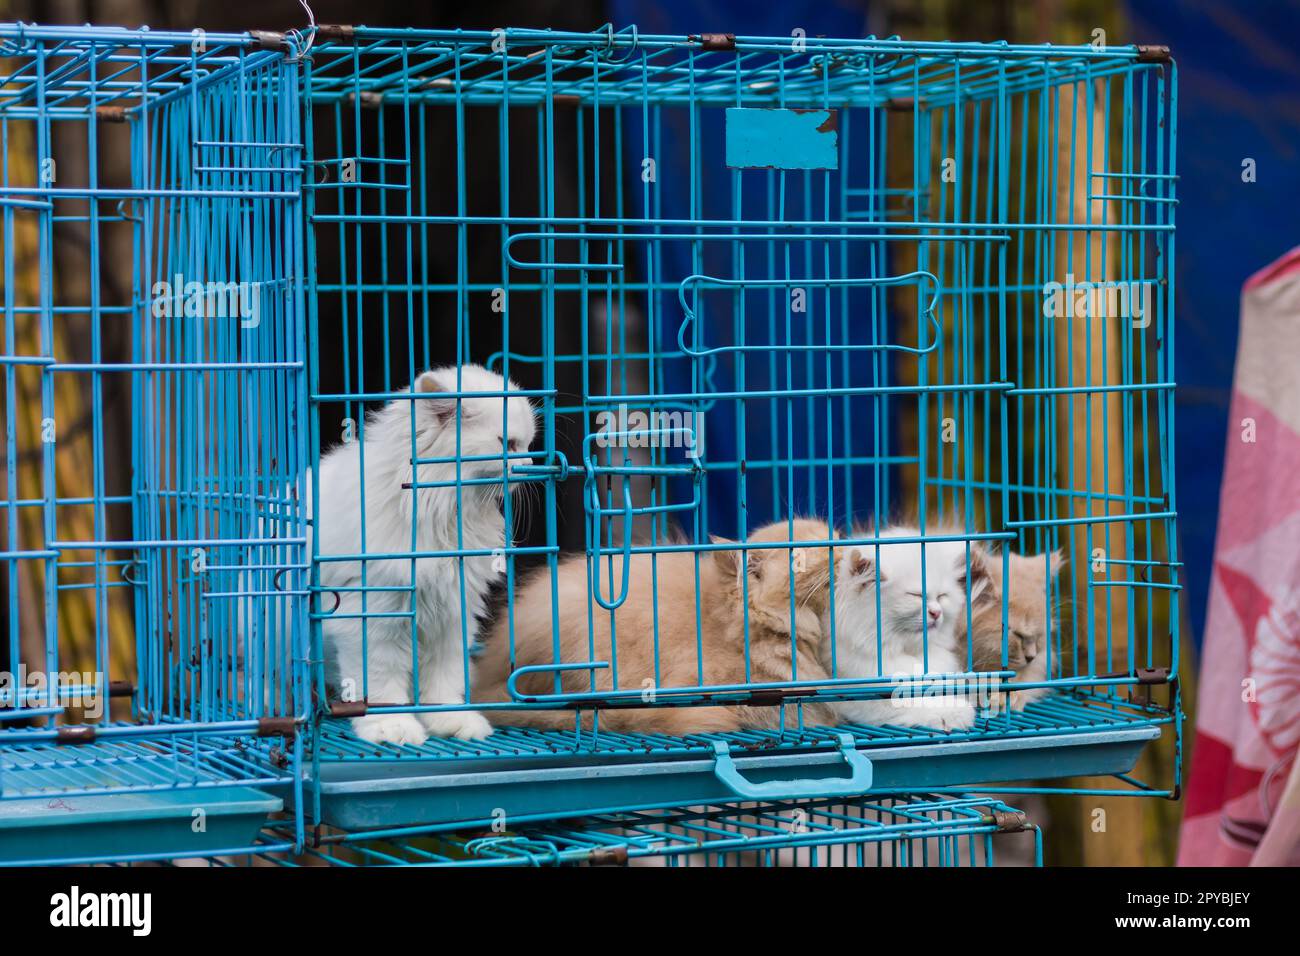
[480,519,1003,735]
[317,364,534,744]
[828,526,990,731]
[960,548,1064,713]
[476,518,838,734]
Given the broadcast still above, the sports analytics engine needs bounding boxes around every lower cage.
[204,794,1041,867]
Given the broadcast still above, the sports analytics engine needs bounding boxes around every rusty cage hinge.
[697,33,736,52]
[991,809,1030,832]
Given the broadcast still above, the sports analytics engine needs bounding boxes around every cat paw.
[419,709,493,741]
[932,699,976,732]
[352,713,429,746]
[980,689,1011,715]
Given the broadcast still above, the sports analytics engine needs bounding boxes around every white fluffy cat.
[829,526,988,731]
[316,364,535,744]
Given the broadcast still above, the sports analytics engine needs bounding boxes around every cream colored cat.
[476,518,839,734]
[960,548,1064,712]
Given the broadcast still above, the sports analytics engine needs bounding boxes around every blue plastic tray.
[0,787,283,865]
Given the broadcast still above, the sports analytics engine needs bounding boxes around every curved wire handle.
[676,271,943,358]
[586,481,634,611]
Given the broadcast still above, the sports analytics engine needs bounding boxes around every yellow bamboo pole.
[1047,78,1179,867]
[1,101,135,719]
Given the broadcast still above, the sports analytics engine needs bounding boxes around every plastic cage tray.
[0,788,283,865]
[239,793,1041,867]
[0,730,292,865]
[299,693,1167,829]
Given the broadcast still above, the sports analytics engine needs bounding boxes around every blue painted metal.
[0,21,1178,863]
[252,793,1041,867]
[725,108,839,170]
[299,699,1162,830]
[0,731,295,798]
[295,25,1178,817]
[0,786,281,865]
[0,22,309,856]
[714,734,871,799]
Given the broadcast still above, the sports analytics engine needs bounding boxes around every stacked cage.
[0,24,308,863]
[0,23,1177,866]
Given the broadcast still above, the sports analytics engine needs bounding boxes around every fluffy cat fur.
[828,525,991,731]
[959,548,1064,713]
[476,518,839,734]
[317,363,535,744]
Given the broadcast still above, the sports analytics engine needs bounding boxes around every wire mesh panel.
[0,25,307,824]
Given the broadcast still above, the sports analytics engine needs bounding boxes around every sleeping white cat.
[830,526,988,731]
[315,364,535,744]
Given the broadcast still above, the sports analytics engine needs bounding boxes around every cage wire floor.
[314,693,1169,762]
[0,731,294,798]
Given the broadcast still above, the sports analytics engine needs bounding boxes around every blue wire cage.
[0,21,1177,865]
[236,794,1042,868]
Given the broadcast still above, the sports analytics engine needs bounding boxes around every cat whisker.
[799,578,828,611]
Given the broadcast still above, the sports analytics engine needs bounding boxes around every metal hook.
[303,160,331,185]
[120,558,145,586]
[2,21,32,55]
[114,197,143,224]
[599,24,639,63]
[313,588,342,616]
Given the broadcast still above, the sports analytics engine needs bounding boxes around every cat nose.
[927,606,942,624]
[1023,645,1037,662]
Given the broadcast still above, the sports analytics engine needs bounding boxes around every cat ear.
[963,545,994,603]
[845,548,878,586]
[414,370,460,424]
[712,535,764,585]
[1046,549,1065,578]
[710,535,743,585]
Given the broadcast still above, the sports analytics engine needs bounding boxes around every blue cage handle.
[710,733,873,800]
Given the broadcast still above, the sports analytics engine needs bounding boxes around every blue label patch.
[724,107,839,170]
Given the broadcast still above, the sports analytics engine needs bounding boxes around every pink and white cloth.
[1178,247,1300,866]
